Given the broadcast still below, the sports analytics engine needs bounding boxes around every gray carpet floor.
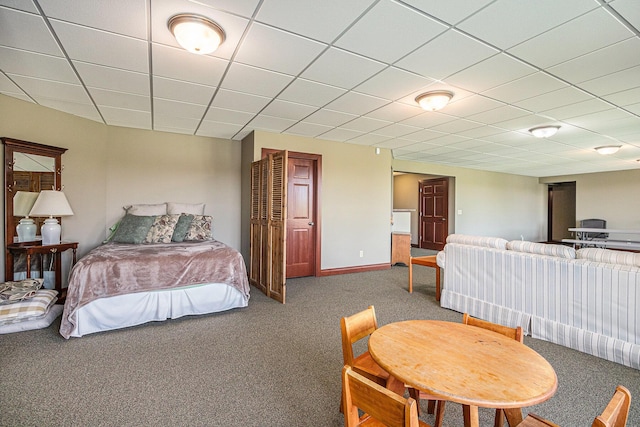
[0,259,638,426]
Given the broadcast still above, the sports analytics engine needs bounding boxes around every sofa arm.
[436,251,445,269]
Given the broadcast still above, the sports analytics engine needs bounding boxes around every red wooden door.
[419,178,448,250]
[286,157,316,278]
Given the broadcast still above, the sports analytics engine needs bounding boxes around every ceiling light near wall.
[594,145,621,155]
[415,91,454,111]
[529,125,560,138]
[168,14,225,55]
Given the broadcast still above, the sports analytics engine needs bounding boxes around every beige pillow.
[167,202,205,215]
[124,203,167,216]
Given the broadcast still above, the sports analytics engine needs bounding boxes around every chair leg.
[494,408,504,427]
[427,399,435,414]
[408,388,421,415]
[433,400,446,427]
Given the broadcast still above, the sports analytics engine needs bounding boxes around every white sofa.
[437,234,640,370]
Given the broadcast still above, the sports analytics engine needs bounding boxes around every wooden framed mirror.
[3,137,67,280]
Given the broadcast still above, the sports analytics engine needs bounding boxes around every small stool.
[408,255,440,301]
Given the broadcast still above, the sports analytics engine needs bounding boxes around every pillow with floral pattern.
[145,214,180,244]
[184,215,213,241]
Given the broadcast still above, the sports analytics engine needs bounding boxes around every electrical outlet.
[359,250,364,257]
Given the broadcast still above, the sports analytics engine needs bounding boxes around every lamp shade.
[29,190,74,245]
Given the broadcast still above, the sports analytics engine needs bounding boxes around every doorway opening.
[547,182,576,243]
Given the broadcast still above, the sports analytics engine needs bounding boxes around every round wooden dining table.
[369,320,558,427]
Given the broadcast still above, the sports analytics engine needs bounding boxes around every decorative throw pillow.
[184,215,213,241]
[167,202,205,215]
[111,214,155,244]
[145,214,180,244]
[172,214,194,242]
[124,203,167,216]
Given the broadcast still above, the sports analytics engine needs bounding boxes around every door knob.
[308,222,315,226]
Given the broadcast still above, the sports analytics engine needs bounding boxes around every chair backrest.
[342,365,419,427]
[592,385,631,427]
[462,313,524,343]
[341,305,378,366]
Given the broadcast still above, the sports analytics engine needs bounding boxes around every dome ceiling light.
[594,145,621,155]
[415,91,454,111]
[168,14,225,55]
[529,125,560,138]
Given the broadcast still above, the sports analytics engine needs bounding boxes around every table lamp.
[28,190,74,245]
[14,191,40,242]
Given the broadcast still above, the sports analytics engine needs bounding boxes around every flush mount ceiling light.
[595,145,621,155]
[529,125,560,138]
[168,14,225,55]
[415,91,454,111]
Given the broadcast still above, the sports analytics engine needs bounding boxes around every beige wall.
[243,131,393,269]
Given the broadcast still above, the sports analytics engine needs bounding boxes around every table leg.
[503,408,524,426]
[26,254,32,278]
[463,404,480,427]
[408,257,413,293]
[435,266,440,301]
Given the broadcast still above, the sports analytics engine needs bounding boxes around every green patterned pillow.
[145,214,180,244]
[172,214,194,242]
[111,214,155,244]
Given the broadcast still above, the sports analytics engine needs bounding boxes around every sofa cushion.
[507,240,576,259]
[446,234,508,249]
[576,248,640,267]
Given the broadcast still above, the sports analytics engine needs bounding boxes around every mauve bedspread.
[60,240,250,338]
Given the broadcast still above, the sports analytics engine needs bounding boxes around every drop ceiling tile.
[355,67,434,101]
[512,87,592,113]
[1,92,31,103]
[348,133,390,145]
[278,78,346,107]
[196,120,245,140]
[39,0,148,39]
[457,0,598,50]
[75,62,149,96]
[374,123,422,138]
[366,102,423,122]
[0,72,22,91]
[210,88,271,113]
[540,98,614,121]
[507,8,633,69]
[441,95,505,118]
[301,47,386,90]
[221,62,294,98]
[304,109,357,127]
[0,47,78,83]
[153,114,199,132]
[286,121,335,138]
[150,0,250,61]
[579,65,640,97]
[90,87,150,111]
[341,116,390,133]
[429,118,484,134]
[548,38,640,84]
[246,114,297,133]
[0,8,62,55]
[50,20,148,73]
[609,0,640,31]
[400,129,448,142]
[152,44,227,86]
[494,114,560,132]
[153,76,215,105]
[256,0,375,43]
[376,138,417,149]
[401,111,456,128]
[37,97,102,122]
[467,104,530,125]
[203,107,254,126]
[446,53,536,93]
[100,106,151,129]
[153,98,207,119]
[188,0,260,17]
[0,1,38,13]
[456,125,508,140]
[261,99,317,121]
[324,91,388,116]
[603,86,640,106]
[318,127,363,142]
[401,0,495,25]
[396,29,498,80]
[482,72,568,104]
[9,74,91,104]
[234,23,326,75]
[335,0,447,64]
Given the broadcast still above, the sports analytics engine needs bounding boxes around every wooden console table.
[6,241,78,301]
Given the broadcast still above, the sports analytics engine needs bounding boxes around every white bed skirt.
[67,283,248,338]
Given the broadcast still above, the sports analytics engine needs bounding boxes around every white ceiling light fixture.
[529,125,560,138]
[168,14,225,55]
[594,145,621,155]
[415,91,454,111]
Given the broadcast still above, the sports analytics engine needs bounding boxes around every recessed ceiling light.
[415,91,454,111]
[529,125,560,138]
[168,14,225,55]
[594,145,621,155]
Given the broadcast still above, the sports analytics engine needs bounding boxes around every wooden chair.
[340,306,404,396]
[342,365,430,427]
[519,385,631,427]
[412,313,523,427]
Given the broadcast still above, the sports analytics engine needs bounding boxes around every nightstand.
[6,241,78,302]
